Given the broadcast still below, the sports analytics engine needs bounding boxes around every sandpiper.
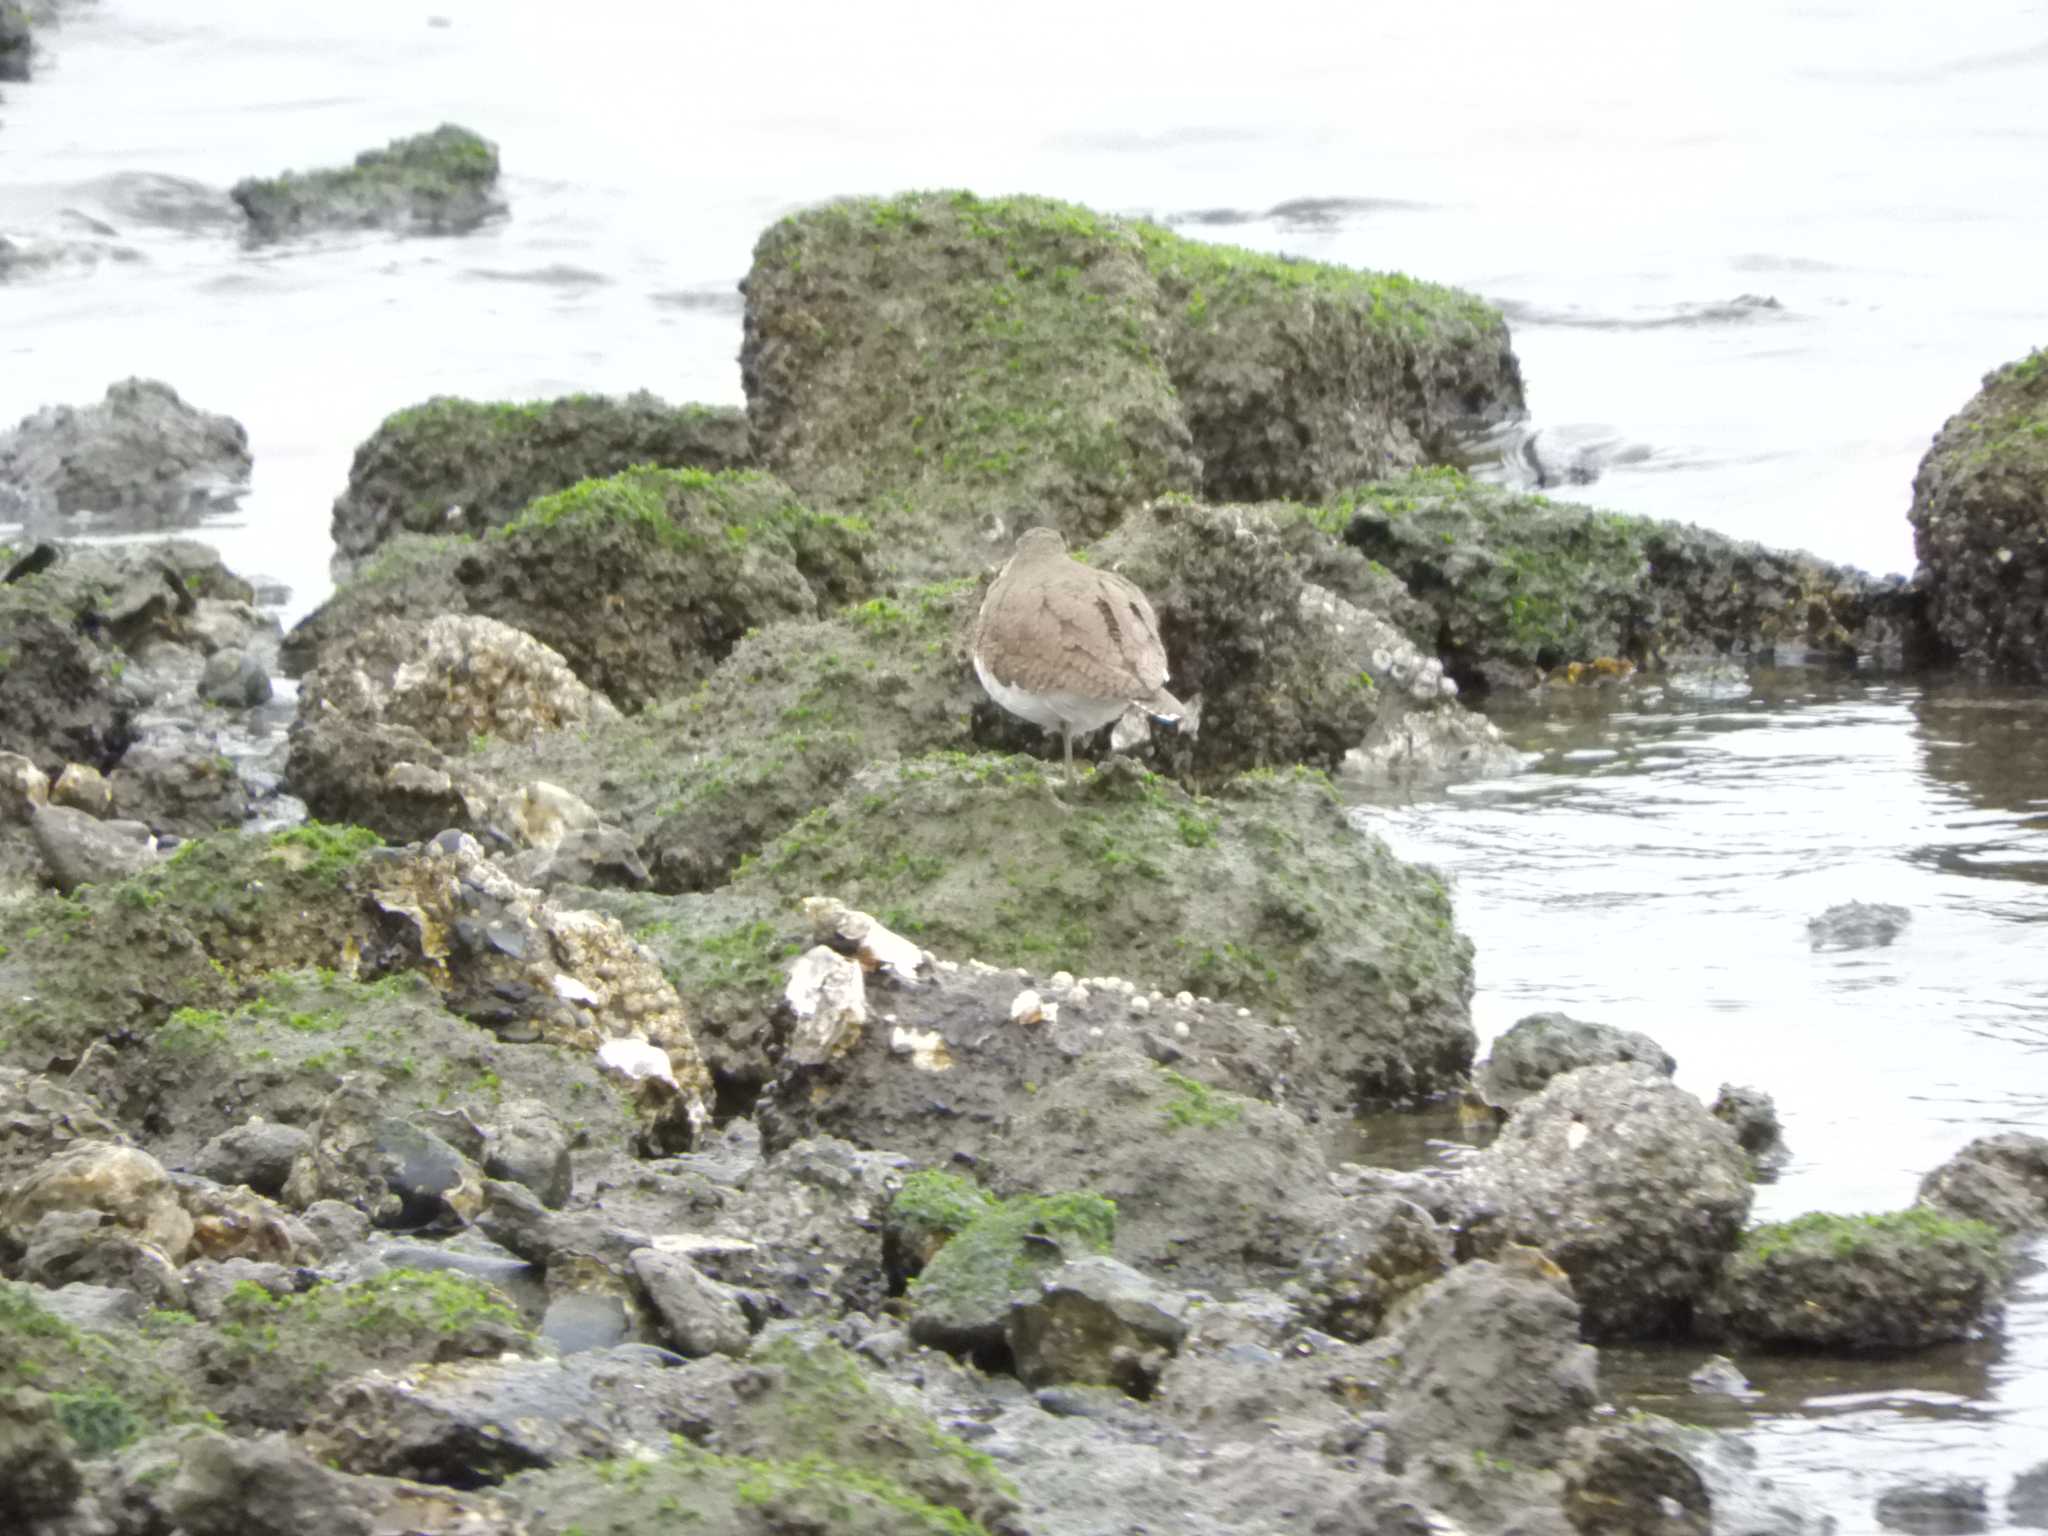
[971,526,1192,783]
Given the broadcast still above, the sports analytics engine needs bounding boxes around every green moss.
[1739,1208,2008,1268]
[891,1170,1001,1237]
[1159,1070,1244,1130]
[0,1282,191,1451]
[910,1188,1117,1313]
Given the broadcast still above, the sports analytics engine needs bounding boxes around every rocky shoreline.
[3,170,2047,1535]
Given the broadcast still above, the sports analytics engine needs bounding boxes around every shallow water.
[6,2,2048,1527]
[5,1,2048,615]
[1355,673,2048,1531]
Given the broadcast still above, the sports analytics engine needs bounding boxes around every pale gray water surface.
[1356,673,2048,1532]
[6,2,2048,1527]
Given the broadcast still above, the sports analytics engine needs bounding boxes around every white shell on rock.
[1010,989,1045,1025]
[890,1025,953,1072]
[801,895,926,981]
[783,945,867,1065]
[596,1036,678,1088]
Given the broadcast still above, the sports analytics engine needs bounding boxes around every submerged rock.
[232,123,506,240]
[328,392,752,573]
[1458,1063,1752,1339]
[1808,898,1911,950]
[1339,468,1912,692]
[1875,1477,1991,1535]
[1910,347,2048,680]
[0,378,250,532]
[1701,1208,2008,1351]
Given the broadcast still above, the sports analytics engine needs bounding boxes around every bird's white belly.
[974,656,1128,736]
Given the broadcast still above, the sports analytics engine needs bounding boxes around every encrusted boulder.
[1293,1193,1451,1341]
[1457,1063,1752,1339]
[329,392,752,571]
[2,1141,195,1263]
[1909,348,2048,679]
[1008,1255,1192,1398]
[232,123,506,240]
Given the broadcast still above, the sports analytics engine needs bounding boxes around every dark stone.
[1918,1133,2048,1235]
[1909,348,2048,679]
[1474,1010,1676,1110]
[1875,1478,1990,1535]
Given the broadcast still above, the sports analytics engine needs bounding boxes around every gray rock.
[28,801,157,891]
[197,648,272,708]
[106,722,252,838]
[303,1349,716,1485]
[0,1069,128,1187]
[1009,1255,1191,1398]
[0,3,31,84]
[1808,899,1911,951]
[18,1209,188,1309]
[1712,1083,1789,1178]
[481,1098,573,1209]
[180,1258,300,1320]
[26,1281,148,1334]
[1294,1193,1450,1341]
[629,1248,752,1358]
[279,1079,484,1232]
[0,379,250,530]
[1686,1354,1757,1398]
[1458,1063,1752,1339]
[1910,348,2048,679]
[1918,1133,2048,1235]
[1474,1011,1676,1110]
[163,1429,377,1536]
[1382,1256,1598,1474]
[193,1119,311,1199]
[1876,1478,1990,1534]
[2010,1460,2048,1529]
[0,1388,83,1525]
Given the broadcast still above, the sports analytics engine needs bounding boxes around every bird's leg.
[1062,725,1077,788]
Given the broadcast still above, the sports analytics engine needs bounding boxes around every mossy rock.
[903,1182,1116,1359]
[1909,347,2048,679]
[0,1282,192,1455]
[168,1270,535,1431]
[75,969,636,1172]
[231,123,506,239]
[0,824,386,1071]
[283,467,876,709]
[741,190,1518,581]
[329,392,752,571]
[1334,468,1911,691]
[477,578,982,893]
[730,753,1473,1106]
[1701,1207,2010,1352]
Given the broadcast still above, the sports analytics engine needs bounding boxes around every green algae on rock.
[283,466,874,707]
[1333,468,1911,691]
[172,1271,535,1431]
[231,124,506,240]
[1701,1207,2009,1352]
[733,753,1473,1106]
[330,392,751,571]
[0,1283,192,1454]
[1909,346,2048,680]
[741,190,1519,579]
